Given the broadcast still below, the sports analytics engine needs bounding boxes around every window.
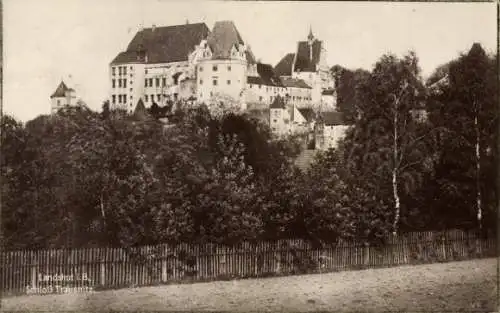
[198,66,203,72]
[118,67,122,75]
[273,119,277,123]
[112,79,116,88]
[156,78,160,87]
[249,84,252,88]
[213,65,218,72]
[162,77,166,87]
[124,80,127,88]
[227,80,231,85]
[157,94,161,101]
[144,79,148,87]
[259,85,261,89]
[145,69,148,74]
[130,73,133,78]
[130,88,133,92]
[112,95,116,103]
[118,95,121,103]
[123,67,127,75]
[130,66,133,70]
[259,96,263,101]
[227,65,231,71]
[213,79,218,86]
[145,95,149,102]
[130,80,133,86]
[199,79,203,85]
[57,100,61,106]
[112,67,116,75]
[149,78,153,87]
[118,79,122,88]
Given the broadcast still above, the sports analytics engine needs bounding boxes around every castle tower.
[307,26,314,61]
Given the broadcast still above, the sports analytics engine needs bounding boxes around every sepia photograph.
[0,0,498,311]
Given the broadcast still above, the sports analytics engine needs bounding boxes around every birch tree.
[427,43,497,232]
[343,51,434,236]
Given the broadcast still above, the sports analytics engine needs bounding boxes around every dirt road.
[1,258,497,312]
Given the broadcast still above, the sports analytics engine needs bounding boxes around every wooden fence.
[0,230,495,296]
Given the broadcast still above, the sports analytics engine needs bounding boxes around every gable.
[207,21,245,60]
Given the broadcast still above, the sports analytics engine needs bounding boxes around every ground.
[1,258,497,312]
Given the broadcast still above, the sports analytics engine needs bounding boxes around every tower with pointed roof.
[274,27,334,110]
[193,20,256,112]
[50,80,77,113]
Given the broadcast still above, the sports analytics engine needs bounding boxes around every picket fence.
[0,230,495,296]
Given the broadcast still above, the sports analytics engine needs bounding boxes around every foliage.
[2,46,496,249]
[425,43,497,232]
[330,65,371,123]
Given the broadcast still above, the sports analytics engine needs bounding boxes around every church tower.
[307,26,314,61]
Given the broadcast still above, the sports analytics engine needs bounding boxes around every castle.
[108,21,336,114]
[108,20,346,151]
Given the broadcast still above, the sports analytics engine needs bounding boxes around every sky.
[3,0,497,122]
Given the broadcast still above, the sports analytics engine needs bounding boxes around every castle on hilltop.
[108,21,345,151]
[109,21,336,114]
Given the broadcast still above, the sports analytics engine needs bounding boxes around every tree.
[342,51,434,235]
[101,100,110,120]
[427,43,497,232]
[330,65,370,122]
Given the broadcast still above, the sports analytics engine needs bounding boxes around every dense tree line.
[1,43,496,250]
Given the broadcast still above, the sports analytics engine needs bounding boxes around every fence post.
[363,243,370,267]
[254,243,258,276]
[31,251,37,289]
[161,245,167,282]
[475,235,482,257]
[276,242,281,274]
[100,259,106,287]
[441,234,447,261]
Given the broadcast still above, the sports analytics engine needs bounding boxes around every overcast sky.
[3,0,497,122]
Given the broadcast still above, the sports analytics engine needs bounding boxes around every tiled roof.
[50,81,73,98]
[207,21,244,60]
[320,111,345,126]
[111,23,210,65]
[111,51,144,64]
[294,40,322,72]
[281,77,312,89]
[322,89,335,96]
[274,53,295,77]
[270,95,286,109]
[247,63,284,87]
[297,108,316,122]
[247,76,262,85]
